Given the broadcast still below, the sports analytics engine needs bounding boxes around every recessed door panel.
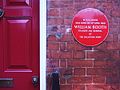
[6,0,31,6]
[4,19,32,72]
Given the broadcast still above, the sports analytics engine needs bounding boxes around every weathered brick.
[60,60,66,67]
[93,76,105,83]
[51,50,60,59]
[111,8,120,17]
[64,18,72,25]
[60,34,74,42]
[47,59,59,68]
[48,8,59,17]
[67,42,75,50]
[59,42,67,51]
[109,85,120,90]
[86,85,109,90]
[68,60,93,67]
[74,68,85,76]
[68,76,92,84]
[87,68,110,76]
[59,67,73,77]
[60,77,66,84]
[47,35,56,41]
[87,50,110,60]
[106,42,120,50]
[73,51,85,59]
[60,85,72,90]
[47,42,59,50]
[73,85,85,90]
[96,42,107,50]
[48,18,64,25]
[94,60,108,67]
[106,76,120,84]
[106,34,114,42]
[74,42,89,50]
[60,51,73,59]
[48,1,63,8]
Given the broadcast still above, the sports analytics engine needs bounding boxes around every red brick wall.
[46,0,120,90]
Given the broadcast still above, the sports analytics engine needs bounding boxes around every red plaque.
[72,8,109,46]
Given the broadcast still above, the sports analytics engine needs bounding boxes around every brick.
[106,42,120,50]
[93,76,105,83]
[51,50,60,59]
[74,42,89,50]
[60,7,74,18]
[86,85,109,90]
[106,76,120,84]
[74,0,87,2]
[47,59,59,68]
[73,51,85,59]
[110,26,120,34]
[48,1,63,8]
[109,50,120,60]
[60,85,72,90]
[48,8,59,17]
[67,42,75,50]
[68,76,92,84]
[61,1,73,8]
[46,68,53,74]
[96,42,107,50]
[74,68,85,76]
[60,60,66,67]
[60,77,66,84]
[59,42,67,51]
[60,34,74,42]
[48,18,64,25]
[60,51,73,59]
[47,42,59,50]
[64,18,72,25]
[59,67,73,77]
[73,85,85,90]
[68,60,93,67]
[109,85,120,90]
[113,34,118,42]
[102,2,113,9]
[87,50,110,60]
[94,60,108,67]
[47,35,56,41]
[106,34,114,42]
[111,8,120,17]
[87,68,109,76]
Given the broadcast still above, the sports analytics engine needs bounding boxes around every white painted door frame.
[40,0,46,90]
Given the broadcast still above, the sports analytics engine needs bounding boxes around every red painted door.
[0,0,39,90]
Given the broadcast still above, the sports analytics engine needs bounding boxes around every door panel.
[4,19,32,72]
[0,0,39,90]
[7,0,31,6]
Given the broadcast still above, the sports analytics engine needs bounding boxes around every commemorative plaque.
[72,8,109,46]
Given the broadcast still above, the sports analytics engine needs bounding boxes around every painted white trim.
[40,0,46,90]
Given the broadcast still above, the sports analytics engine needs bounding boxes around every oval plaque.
[72,8,109,46]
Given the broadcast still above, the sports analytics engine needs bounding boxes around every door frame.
[40,0,46,90]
